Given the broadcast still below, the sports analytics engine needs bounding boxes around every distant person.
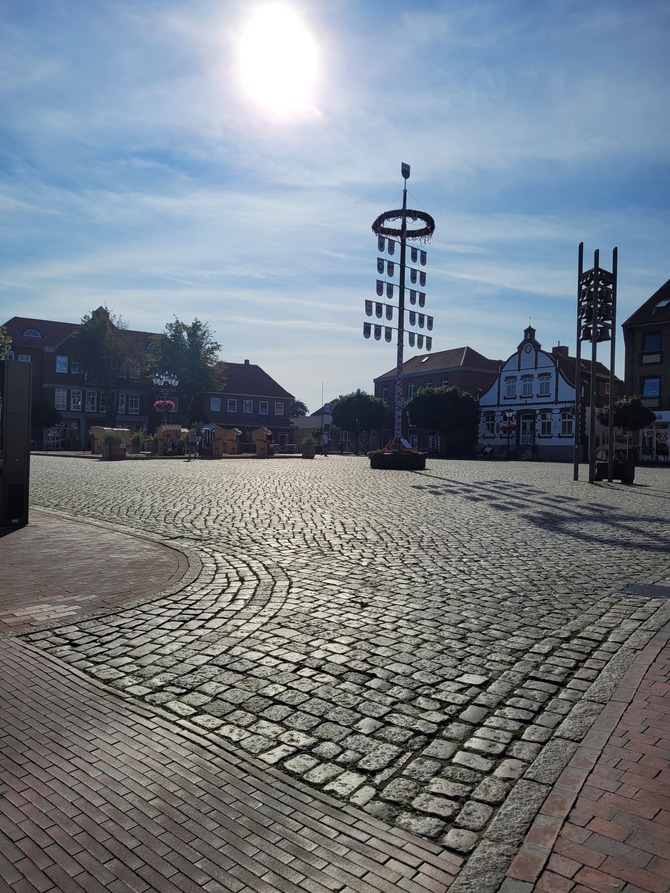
[321,432,329,457]
[187,426,198,460]
[338,440,344,455]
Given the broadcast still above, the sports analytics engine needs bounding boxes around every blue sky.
[2,0,669,413]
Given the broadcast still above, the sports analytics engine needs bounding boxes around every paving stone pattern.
[24,457,670,863]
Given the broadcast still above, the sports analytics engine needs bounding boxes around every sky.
[2,0,669,414]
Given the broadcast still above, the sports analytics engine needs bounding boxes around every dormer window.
[22,328,42,338]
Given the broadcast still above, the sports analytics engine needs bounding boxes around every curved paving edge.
[0,636,461,892]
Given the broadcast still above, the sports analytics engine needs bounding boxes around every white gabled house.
[478,326,621,461]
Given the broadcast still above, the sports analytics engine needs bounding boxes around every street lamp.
[152,371,179,425]
[501,411,516,459]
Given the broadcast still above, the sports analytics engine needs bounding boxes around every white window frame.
[210,397,221,413]
[243,400,253,414]
[85,391,97,413]
[71,361,82,374]
[274,401,284,415]
[484,412,495,436]
[538,375,551,397]
[128,393,140,415]
[117,392,126,414]
[560,411,574,437]
[259,401,268,415]
[70,389,82,411]
[505,378,516,398]
[227,399,237,413]
[521,377,533,397]
[407,384,415,398]
[18,354,31,363]
[539,411,552,437]
[55,389,67,411]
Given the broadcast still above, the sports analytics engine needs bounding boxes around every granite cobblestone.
[22,456,670,862]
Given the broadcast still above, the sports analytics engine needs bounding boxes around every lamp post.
[152,371,179,425]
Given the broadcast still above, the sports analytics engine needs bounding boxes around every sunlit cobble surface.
[25,455,670,849]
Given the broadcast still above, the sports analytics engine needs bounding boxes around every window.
[85,391,97,412]
[22,328,42,339]
[538,375,551,396]
[117,392,126,414]
[55,389,67,411]
[442,377,449,387]
[642,377,660,398]
[643,332,662,352]
[505,378,516,398]
[6,351,14,360]
[425,380,432,388]
[71,361,81,374]
[100,392,107,412]
[407,384,415,398]
[227,399,237,413]
[243,400,253,414]
[56,355,68,374]
[128,393,140,415]
[560,410,574,437]
[274,401,284,415]
[484,412,495,436]
[539,411,552,437]
[521,376,533,397]
[259,401,268,415]
[70,389,82,411]
[382,388,388,401]
[18,354,31,363]
[210,397,221,413]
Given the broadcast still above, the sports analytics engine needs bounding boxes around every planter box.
[302,444,316,459]
[595,461,635,484]
[101,444,127,461]
[370,452,426,470]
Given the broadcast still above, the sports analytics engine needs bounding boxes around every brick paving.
[1,456,670,891]
[500,630,670,893]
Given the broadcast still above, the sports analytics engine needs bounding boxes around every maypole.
[366,163,436,448]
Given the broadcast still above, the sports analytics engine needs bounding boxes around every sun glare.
[238,3,319,119]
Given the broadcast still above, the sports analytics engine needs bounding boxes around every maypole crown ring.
[372,209,435,242]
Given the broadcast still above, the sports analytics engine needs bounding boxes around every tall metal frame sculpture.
[573,243,617,484]
[366,163,436,443]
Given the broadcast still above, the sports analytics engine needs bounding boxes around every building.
[373,346,500,447]
[3,313,295,451]
[197,360,294,450]
[3,312,156,448]
[621,278,670,462]
[478,326,622,461]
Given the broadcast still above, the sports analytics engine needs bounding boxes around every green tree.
[151,318,224,422]
[407,386,479,457]
[71,307,139,426]
[290,399,309,418]
[597,395,657,458]
[0,325,11,360]
[331,390,385,449]
[597,395,657,432]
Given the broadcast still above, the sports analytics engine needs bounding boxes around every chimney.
[552,345,569,358]
[244,359,250,365]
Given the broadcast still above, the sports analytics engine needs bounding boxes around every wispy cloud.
[1,0,669,411]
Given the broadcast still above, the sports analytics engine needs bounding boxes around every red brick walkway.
[0,509,190,632]
[504,630,670,893]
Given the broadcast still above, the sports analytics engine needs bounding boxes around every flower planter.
[301,443,316,459]
[369,451,426,470]
[595,460,635,484]
[101,444,126,461]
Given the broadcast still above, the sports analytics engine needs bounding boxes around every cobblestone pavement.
[23,456,670,880]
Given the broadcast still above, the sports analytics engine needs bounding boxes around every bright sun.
[238,3,319,119]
